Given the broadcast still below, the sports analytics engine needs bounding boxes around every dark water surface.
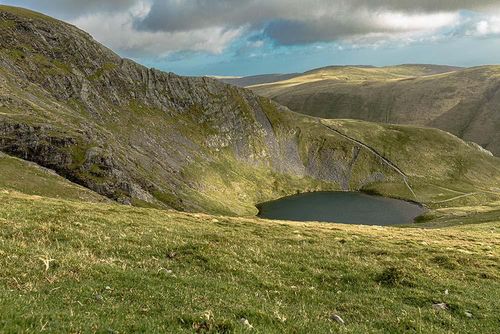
[257,192,425,226]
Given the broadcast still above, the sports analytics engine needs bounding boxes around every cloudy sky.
[2,0,500,76]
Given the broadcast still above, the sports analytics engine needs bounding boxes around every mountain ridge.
[0,5,402,214]
[1,5,499,216]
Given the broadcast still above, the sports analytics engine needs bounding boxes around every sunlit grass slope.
[248,64,460,92]
[0,152,105,203]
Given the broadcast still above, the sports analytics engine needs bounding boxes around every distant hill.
[249,64,500,156]
[304,64,463,76]
[218,73,301,87]
[218,64,461,87]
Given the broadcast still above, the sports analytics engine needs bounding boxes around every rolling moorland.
[0,5,499,333]
[220,64,461,88]
[247,65,500,156]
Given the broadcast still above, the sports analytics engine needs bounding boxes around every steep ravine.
[320,121,416,198]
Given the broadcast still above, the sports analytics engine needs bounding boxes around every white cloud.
[374,12,459,32]
[71,2,243,56]
[248,40,264,49]
[470,17,500,36]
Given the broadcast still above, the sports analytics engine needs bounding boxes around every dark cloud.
[135,0,499,33]
[135,0,274,32]
[132,0,499,46]
[264,20,370,46]
[347,0,498,12]
[3,0,500,54]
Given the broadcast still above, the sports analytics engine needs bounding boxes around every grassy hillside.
[250,65,500,156]
[0,119,498,332]
[1,5,499,217]
[321,120,500,209]
[0,190,499,333]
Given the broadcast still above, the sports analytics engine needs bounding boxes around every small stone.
[239,318,253,329]
[160,268,173,274]
[330,314,345,325]
[105,286,111,290]
[432,303,448,310]
[211,218,219,223]
[444,289,449,295]
[464,311,473,318]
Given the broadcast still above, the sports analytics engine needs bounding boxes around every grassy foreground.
[1,191,499,333]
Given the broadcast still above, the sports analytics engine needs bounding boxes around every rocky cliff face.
[1,6,498,214]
